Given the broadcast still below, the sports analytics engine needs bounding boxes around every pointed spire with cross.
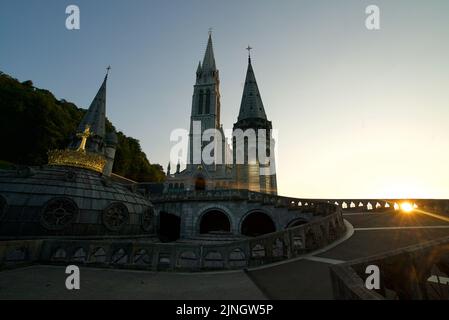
[246,45,253,63]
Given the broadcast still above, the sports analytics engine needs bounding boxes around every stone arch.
[251,244,266,258]
[286,217,309,228]
[159,211,181,242]
[229,248,246,268]
[111,248,128,264]
[177,251,199,269]
[240,210,276,237]
[133,249,151,265]
[72,247,87,262]
[199,209,231,234]
[203,251,224,269]
[90,247,107,263]
[6,247,27,263]
[52,247,67,261]
[272,238,284,257]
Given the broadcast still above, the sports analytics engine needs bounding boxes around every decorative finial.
[208,27,213,36]
[106,65,111,76]
[246,45,252,63]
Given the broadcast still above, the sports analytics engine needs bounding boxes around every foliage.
[0,71,165,182]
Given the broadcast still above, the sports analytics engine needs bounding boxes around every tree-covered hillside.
[0,71,165,182]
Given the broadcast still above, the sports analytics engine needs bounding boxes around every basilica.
[165,34,278,195]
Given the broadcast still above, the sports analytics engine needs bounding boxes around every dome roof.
[0,166,154,238]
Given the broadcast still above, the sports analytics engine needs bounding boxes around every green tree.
[0,71,165,182]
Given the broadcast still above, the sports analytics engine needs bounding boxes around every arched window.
[198,90,204,114]
[205,89,211,114]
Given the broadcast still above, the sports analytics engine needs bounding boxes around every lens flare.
[400,202,414,213]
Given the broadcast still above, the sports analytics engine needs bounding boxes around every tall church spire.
[202,32,216,72]
[238,51,267,121]
[77,72,108,138]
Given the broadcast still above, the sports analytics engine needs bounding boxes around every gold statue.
[76,125,91,152]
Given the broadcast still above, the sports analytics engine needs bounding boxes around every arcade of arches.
[199,210,231,234]
[241,211,276,237]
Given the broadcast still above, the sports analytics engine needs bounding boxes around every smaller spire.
[196,61,202,74]
[176,160,181,174]
[167,162,171,175]
[77,73,108,138]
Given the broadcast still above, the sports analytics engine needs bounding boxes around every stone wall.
[0,207,345,272]
[152,189,337,238]
[330,235,449,300]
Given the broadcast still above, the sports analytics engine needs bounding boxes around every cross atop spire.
[106,65,111,76]
[246,45,253,64]
[208,27,213,36]
[237,54,267,121]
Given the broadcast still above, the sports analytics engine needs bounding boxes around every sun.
[400,202,414,213]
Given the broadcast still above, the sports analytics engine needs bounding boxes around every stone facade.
[166,34,277,195]
[0,204,345,272]
[152,189,326,239]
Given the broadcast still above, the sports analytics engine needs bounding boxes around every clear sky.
[1,0,449,199]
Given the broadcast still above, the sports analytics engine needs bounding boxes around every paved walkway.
[248,211,449,299]
[0,265,265,300]
[0,211,448,299]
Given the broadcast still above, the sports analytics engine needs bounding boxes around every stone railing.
[153,190,431,212]
[317,199,449,216]
[330,235,449,300]
[152,190,449,217]
[0,240,44,271]
[151,189,336,215]
[0,206,345,272]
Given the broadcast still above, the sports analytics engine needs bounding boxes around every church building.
[165,33,278,195]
